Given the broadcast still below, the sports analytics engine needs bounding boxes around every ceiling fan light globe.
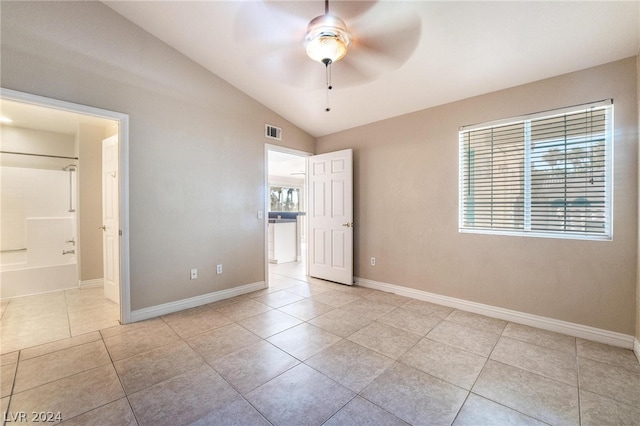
[306,35,348,63]
[304,13,351,63]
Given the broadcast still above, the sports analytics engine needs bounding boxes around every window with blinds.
[459,100,613,240]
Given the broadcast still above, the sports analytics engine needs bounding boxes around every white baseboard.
[356,277,635,350]
[634,338,640,364]
[79,279,104,289]
[130,281,266,323]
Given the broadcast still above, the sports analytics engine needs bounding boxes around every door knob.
[98,225,106,231]
[342,222,354,228]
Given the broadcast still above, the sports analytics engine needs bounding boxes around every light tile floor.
[0,287,120,355]
[1,263,639,425]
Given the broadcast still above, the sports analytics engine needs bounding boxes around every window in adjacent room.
[459,100,613,240]
[270,186,301,212]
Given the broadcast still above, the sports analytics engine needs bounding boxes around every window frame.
[458,100,613,241]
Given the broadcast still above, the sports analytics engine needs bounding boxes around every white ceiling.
[110,2,637,137]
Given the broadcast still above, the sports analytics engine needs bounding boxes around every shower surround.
[1,166,78,298]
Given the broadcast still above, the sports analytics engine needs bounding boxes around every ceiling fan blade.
[260,1,377,24]
[331,56,378,87]
[348,3,422,67]
[234,1,375,45]
[233,1,307,46]
[249,46,327,89]
[234,1,317,88]
[328,5,422,88]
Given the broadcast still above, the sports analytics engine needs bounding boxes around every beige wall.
[317,57,638,335]
[0,126,75,160]
[0,1,314,310]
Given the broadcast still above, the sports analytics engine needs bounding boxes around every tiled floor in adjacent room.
[1,263,639,425]
[0,286,120,355]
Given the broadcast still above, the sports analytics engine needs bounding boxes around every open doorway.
[0,89,130,352]
[265,146,310,284]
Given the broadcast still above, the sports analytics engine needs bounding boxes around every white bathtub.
[1,217,78,299]
[1,263,78,299]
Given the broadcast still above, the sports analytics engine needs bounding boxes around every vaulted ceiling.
[104,1,639,137]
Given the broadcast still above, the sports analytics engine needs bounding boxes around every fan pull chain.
[325,88,331,112]
[324,58,333,112]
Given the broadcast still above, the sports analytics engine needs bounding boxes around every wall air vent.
[265,124,282,141]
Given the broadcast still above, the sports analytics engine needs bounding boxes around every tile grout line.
[226,285,390,424]
[451,320,497,403]
[318,393,359,425]
[100,327,140,426]
[63,290,73,341]
[422,314,495,424]
[3,349,21,426]
[300,303,454,425]
[462,321,555,426]
[184,312,287,426]
[11,339,133,425]
[168,314,237,426]
[575,341,582,426]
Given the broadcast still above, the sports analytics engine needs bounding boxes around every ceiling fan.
[304,0,351,110]
[234,1,422,109]
[304,0,351,66]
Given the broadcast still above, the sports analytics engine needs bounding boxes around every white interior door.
[102,135,120,304]
[308,149,353,285]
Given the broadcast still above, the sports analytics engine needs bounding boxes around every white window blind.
[459,100,613,240]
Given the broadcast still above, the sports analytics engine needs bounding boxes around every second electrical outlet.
[216,264,223,275]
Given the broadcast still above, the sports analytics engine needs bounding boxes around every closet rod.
[0,151,78,160]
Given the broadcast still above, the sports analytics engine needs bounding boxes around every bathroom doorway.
[0,89,130,352]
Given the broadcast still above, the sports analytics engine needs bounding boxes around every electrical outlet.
[216,264,223,275]
[370,257,376,266]
[258,210,263,219]
[190,268,198,279]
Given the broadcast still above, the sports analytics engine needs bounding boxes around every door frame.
[1,88,132,323]
[264,144,312,287]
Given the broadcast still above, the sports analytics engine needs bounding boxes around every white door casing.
[308,149,353,285]
[1,88,129,323]
[102,135,120,304]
